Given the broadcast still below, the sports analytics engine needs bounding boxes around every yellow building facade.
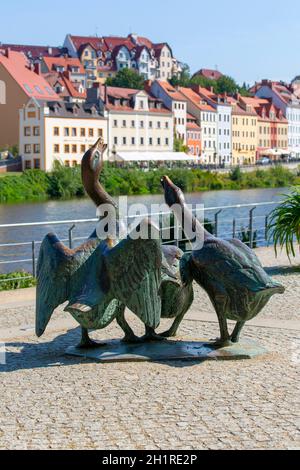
[230,99,257,165]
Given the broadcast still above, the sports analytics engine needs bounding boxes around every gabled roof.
[178,87,215,112]
[42,56,85,74]
[0,43,68,60]
[69,34,173,59]
[155,80,187,102]
[43,71,86,99]
[0,49,59,100]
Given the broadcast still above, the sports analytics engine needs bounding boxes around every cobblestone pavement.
[0,254,299,450]
[0,317,299,449]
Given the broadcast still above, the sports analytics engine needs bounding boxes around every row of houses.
[0,47,299,171]
[0,32,183,89]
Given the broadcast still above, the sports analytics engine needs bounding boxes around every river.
[0,187,288,274]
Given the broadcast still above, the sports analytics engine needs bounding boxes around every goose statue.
[161,175,285,346]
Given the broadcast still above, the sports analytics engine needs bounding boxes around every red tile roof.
[42,56,85,74]
[178,87,216,112]
[97,85,171,114]
[0,50,60,100]
[0,44,67,60]
[69,34,172,59]
[187,121,201,130]
[156,80,187,101]
[193,68,223,80]
[43,71,86,99]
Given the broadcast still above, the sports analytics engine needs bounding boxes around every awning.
[109,152,198,162]
[261,148,288,156]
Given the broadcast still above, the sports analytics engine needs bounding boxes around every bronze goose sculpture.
[161,175,285,346]
[36,139,162,347]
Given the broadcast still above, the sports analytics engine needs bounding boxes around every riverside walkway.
[0,246,299,450]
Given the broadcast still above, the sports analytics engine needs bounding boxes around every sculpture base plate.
[65,338,267,363]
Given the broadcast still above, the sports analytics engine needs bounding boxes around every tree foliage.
[106,68,145,90]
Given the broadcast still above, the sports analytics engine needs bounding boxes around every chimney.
[210,86,214,93]
[34,62,41,75]
[5,47,11,59]
[104,83,108,104]
[48,47,53,55]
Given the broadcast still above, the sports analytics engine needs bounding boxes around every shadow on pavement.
[0,327,206,372]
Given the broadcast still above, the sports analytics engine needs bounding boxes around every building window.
[140,137,144,145]
[81,145,86,153]
[149,137,153,146]
[25,160,31,169]
[123,137,127,145]
[165,138,169,146]
[65,160,70,167]
[89,128,94,137]
[64,127,70,137]
[113,120,118,127]
[24,144,31,154]
[131,120,135,128]
[33,159,40,169]
[157,138,161,145]
[53,127,59,136]
[165,122,169,129]
[114,137,118,145]
[64,144,70,153]
[33,144,40,154]
[24,127,31,136]
[72,161,77,167]
[54,144,60,153]
[72,145,77,153]
[122,120,126,128]
[149,121,153,128]
[33,126,40,136]
[157,121,161,129]
[131,137,135,145]
[98,129,103,137]
[80,128,86,137]
[140,121,144,128]
[72,128,77,137]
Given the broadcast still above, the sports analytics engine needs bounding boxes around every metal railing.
[0,200,280,285]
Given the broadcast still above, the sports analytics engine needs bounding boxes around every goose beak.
[161,175,173,189]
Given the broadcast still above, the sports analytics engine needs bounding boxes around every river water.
[0,187,288,273]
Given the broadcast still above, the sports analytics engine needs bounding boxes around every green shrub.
[0,272,36,291]
[268,186,300,258]
[0,163,298,204]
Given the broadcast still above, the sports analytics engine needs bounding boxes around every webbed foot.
[160,329,177,338]
[212,338,233,348]
[77,327,104,349]
[77,338,104,349]
[122,334,143,344]
[142,327,166,342]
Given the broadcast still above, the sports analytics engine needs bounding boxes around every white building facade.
[19,98,107,171]
[255,83,300,159]
[150,81,187,143]
[215,101,232,166]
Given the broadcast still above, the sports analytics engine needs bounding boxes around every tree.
[169,63,191,87]
[173,134,189,153]
[106,68,144,90]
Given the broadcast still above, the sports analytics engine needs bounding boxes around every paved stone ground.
[0,247,299,450]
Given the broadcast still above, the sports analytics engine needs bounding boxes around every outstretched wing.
[104,221,162,328]
[36,233,99,337]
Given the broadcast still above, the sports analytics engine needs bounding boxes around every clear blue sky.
[1,0,299,85]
